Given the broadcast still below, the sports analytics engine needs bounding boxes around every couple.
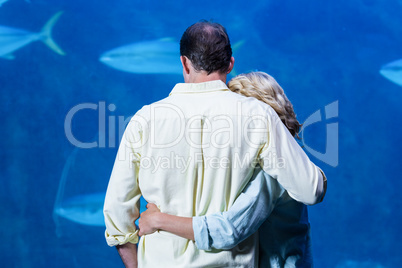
[103,21,327,268]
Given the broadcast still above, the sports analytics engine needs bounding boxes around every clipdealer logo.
[300,101,339,167]
[63,100,339,167]
[64,101,132,149]
[63,101,271,150]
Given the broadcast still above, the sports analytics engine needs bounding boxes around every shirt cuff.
[105,230,139,247]
[192,216,212,250]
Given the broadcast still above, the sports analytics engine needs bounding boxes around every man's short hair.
[180,21,232,75]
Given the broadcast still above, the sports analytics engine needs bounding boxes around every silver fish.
[54,192,106,226]
[53,145,147,228]
[99,38,182,74]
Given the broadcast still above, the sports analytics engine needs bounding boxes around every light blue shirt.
[193,166,313,267]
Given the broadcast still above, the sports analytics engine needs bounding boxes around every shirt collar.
[169,80,229,95]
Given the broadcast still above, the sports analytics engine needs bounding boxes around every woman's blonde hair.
[228,71,302,139]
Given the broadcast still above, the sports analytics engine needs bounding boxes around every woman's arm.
[138,167,282,250]
[195,168,281,250]
[138,203,194,241]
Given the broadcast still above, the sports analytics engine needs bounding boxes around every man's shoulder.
[132,90,278,120]
[133,104,151,117]
[130,94,173,121]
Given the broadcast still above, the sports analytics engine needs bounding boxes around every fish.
[99,38,182,74]
[379,59,402,87]
[0,11,65,59]
[54,192,148,227]
[100,38,245,75]
[53,146,147,228]
[53,192,106,226]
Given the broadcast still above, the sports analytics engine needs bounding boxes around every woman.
[138,72,325,267]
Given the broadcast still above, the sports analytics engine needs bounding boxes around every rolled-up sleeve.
[259,114,326,205]
[103,116,144,246]
[192,216,211,250]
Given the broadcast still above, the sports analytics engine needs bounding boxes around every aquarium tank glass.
[0,0,401,267]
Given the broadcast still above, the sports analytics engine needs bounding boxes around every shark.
[99,38,182,74]
[379,58,402,87]
[0,11,65,59]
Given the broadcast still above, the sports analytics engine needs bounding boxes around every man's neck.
[187,71,227,84]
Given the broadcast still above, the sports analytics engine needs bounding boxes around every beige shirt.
[103,80,325,267]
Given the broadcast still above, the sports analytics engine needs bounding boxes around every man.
[103,21,325,268]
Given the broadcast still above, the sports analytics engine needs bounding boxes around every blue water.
[0,0,401,267]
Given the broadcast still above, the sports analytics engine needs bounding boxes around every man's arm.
[103,117,144,265]
[117,243,138,268]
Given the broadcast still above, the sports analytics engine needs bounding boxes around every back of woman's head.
[228,72,302,138]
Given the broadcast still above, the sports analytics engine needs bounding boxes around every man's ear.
[180,56,191,75]
[227,57,235,74]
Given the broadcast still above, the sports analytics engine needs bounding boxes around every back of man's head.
[180,21,232,75]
